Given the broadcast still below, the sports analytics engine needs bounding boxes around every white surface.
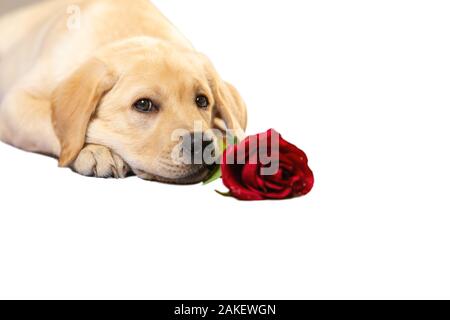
[1,0,450,299]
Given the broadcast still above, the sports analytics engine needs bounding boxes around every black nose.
[183,132,215,164]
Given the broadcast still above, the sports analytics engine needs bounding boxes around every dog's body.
[0,0,246,183]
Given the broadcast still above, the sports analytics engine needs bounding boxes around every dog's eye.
[196,95,209,109]
[133,98,157,113]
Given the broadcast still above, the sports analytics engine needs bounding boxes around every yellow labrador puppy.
[0,0,247,184]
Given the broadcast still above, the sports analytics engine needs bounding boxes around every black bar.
[0,300,445,319]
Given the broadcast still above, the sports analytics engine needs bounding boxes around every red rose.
[221,129,314,201]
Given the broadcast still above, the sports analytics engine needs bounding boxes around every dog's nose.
[182,132,215,164]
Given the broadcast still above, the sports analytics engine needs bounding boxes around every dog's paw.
[72,144,130,178]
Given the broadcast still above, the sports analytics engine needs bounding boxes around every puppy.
[0,0,247,184]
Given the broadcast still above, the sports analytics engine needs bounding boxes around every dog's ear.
[212,80,247,140]
[201,56,247,140]
[51,58,117,167]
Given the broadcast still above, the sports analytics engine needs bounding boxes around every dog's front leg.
[0,88,60,156]
[72,144,130,178]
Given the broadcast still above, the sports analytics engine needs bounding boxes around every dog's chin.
[133,166,212,185]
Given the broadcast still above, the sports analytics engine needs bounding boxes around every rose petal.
[222,145,265,200]
[263,180,286,192]
[263,186,294,199]
[241,163,261,191]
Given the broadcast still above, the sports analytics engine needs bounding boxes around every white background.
[1,0,450,299]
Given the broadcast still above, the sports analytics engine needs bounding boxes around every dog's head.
[51,37,247,184]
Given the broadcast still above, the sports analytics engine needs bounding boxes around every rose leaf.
[202,135,237,185]
[203,165,222,185]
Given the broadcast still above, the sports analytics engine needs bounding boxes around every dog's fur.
[0,0,247,183]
